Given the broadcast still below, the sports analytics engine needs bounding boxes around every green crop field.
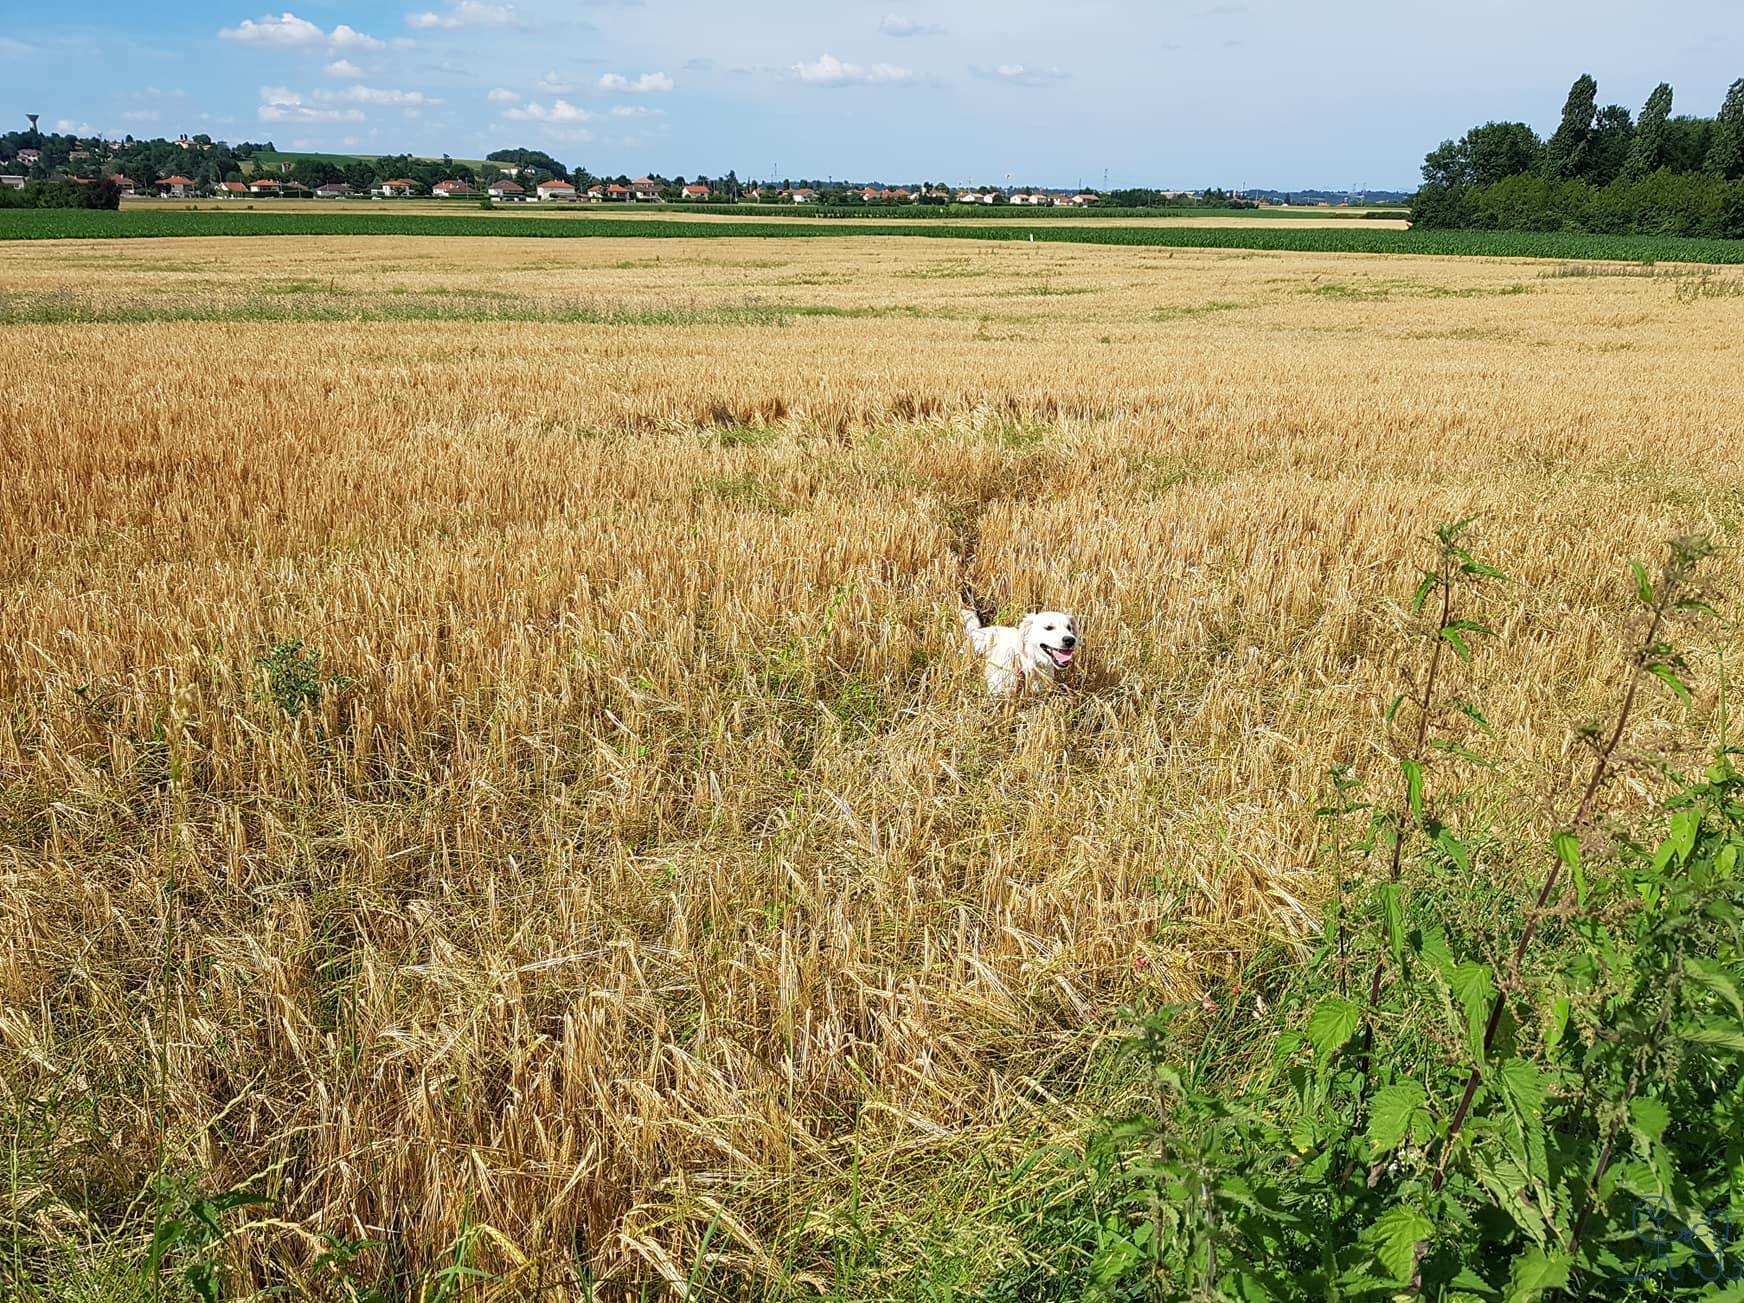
[4,207,1743,263]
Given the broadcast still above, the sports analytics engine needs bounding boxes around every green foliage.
[1545,74,1601,181]
[256,639,352,718]
[1048,531,1744,1301]
[1623,84,1676,180]
[1709,79,1744,180]
[1411,72,1744,235]
[6,209,1744,263]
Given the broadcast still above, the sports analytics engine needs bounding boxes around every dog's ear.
[1017,613,1037,637]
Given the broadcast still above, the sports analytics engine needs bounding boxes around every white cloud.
[406,2,523,30]
[502,98,594,122]
[325,58,364,78]
[220,12,385,51]
[879,14,945,37]
[0,37,37,58]
[534,70,574,93]
[972,63,1070,86]
[56,119,97,134]
[259,85,367,122]
[487,87,520,103]
[681,56,714,73]
[791,53,913,86]
[315,84,443,106]
[597,70,673,93]
[609,104,660,118]
[122,109,163,123]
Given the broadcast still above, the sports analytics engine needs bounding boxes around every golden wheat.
[1,233,1741,1297]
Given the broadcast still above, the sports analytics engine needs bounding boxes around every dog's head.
[1018,610,1079,672]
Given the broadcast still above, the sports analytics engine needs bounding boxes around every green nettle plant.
[1073,529,1744,1301]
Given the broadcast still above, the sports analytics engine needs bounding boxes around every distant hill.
[242,150,490,176]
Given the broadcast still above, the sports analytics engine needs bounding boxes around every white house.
[536,179,577,201]
[788,188,816,203]
[1,174,27,189]
[487,180,525,200]
[681,184,710,200]
[158,175,194,197]
[431,180,474,198]
[631,176,661,201]
[247,178,280,196]
[374,178,420,197]
[316,182,351,198]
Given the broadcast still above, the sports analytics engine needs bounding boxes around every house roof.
[489,180,524,191]
[217,181,247,192]
[433,180,471,190]
[606,183,630,192]
[537,179,576,189]
[249,178,279,188]
[160,175,193,185]
[316,181,350,190]
[382,178,418,186]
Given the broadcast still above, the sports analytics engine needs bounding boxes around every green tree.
[1585,103,1634,185]
[1542,73,1598,180]
[1464,121,1541,185]
[1705,77,1744,179]
[1622,82,1674,179]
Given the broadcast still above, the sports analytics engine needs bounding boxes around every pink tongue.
[1052,648,1074,665]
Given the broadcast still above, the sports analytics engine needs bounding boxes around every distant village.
[0,121,1409,209]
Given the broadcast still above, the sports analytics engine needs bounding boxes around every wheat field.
[2,233,1742,1298]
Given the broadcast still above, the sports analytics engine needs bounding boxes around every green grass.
[3,209,1743,264]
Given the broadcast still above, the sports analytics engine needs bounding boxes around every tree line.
[1412,74,1744,236]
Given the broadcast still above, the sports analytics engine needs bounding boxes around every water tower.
[26,114,40,133]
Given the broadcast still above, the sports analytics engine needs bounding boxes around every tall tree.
[1586,103,1635,185]
[1622,82,1674,179]
[1464,121,1541,186]
[1706,77,1744,179]
[1542,73,1598,180]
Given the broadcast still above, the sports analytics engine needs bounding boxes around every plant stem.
[1432,553,1686,1193]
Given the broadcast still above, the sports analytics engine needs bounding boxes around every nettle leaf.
[1413,571,1438,614]
[1306,996,1362,1061]
[1367,1082,1429,1152]
[1503,1246,1570,1302]
[1458,699,1495,736]
[1418,925,1455,974]
[1496,1058,1546,1116]
[1451,963,1495,1053]
[1439,625,1473,664]
[1402,759,1425,821]
[1371,1204,1432,1286]
[1380,883,1405,969]
[1646,661,1693,707]
[1437,827,1473,876]
[1684,957,1744,1019]
[1629,1096,1671,1146]
[1552,830,1584,907]
[1630,559,1654,606]
[1680,1020,1744,1053]
[1668,808,1701,865]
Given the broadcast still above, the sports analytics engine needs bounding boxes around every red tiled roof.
[489,180,524,191]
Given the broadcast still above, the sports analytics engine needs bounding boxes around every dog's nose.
[1061,634,1077,648]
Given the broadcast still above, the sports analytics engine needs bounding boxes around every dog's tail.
[959,583,991,635]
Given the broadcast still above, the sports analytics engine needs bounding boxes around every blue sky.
[3,2,1739,187]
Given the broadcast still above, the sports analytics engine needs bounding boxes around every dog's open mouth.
[1044,645,1075,668]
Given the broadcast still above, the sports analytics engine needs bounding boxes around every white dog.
[960,607,1079,696]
